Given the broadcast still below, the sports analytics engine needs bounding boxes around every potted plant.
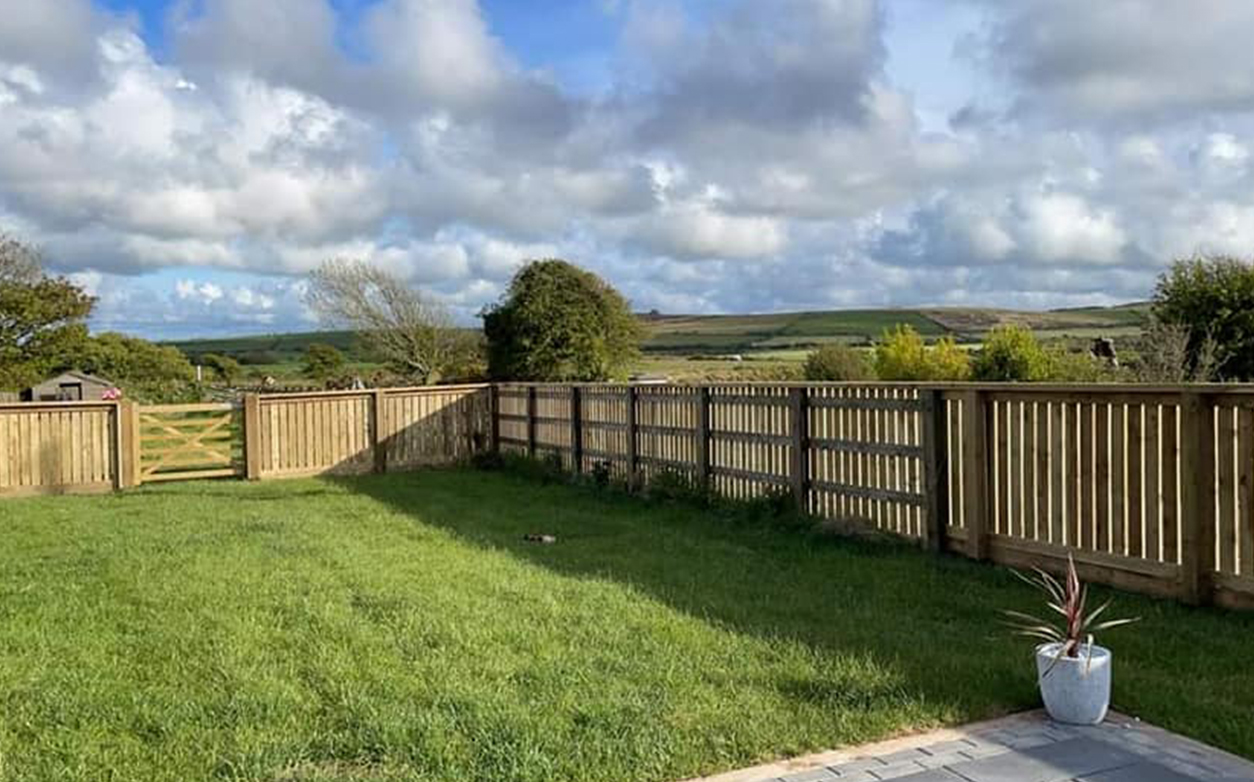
[1004,556,1139,725]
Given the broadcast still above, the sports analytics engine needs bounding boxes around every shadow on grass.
[317,467,1253,756]
[318,476,1103,726]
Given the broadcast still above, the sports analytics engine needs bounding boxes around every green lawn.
[2,471,1252,781]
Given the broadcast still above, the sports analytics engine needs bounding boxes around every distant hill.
[165,303,1150,361]
[639,303,1149,354]
[166,330,365,365]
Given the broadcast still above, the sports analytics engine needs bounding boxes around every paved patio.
[685,711,1254,782]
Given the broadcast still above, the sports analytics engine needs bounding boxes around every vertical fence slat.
[1240,406,1254,577]
[1218,404,1237,575]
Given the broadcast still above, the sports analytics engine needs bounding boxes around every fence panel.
[0,402,119,496]
[255,391,374,478]
[252,385,490,479]
[808,385,926,539]
[384,386,490,471]
[637,385,699,482]
[579,385,632,478]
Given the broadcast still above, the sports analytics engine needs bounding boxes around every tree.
[0,233,94,391]
[481,259,642,381]
[803,344,872,381]
[971,325,1053,382]
[1152,255,1254,380]
[74,333,197,402]
[302,343,346,384]
[201,353,243,385]
[873,325,970,381]
[1132,317,1219,383]
[306,259,457,383]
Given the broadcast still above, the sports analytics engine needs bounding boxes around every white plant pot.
[1035,642,1111,725]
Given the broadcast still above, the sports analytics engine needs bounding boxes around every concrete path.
[683,711,1254,782]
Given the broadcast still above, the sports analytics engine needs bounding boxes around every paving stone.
[1075,760,1206,782]
[873,749,929,766]
[778,769,840,782]
[866,760,928,779]
[828,774,880,782]
[999,732,1058,750]
[874,769,969,782]
[912,751,976,768]
[825,758,888,775]
[947,737,1139,782]
[918,740,976,757]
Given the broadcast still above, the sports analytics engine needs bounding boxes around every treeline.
[0,234,200,402]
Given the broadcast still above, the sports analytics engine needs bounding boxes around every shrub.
[302,343,346,385]
[874,325,970,381]
[1044,348,1122,382]
[972,325,1052,382]
[1152,255,1254,380]
[803,344,873,381]
[201,353,243,385]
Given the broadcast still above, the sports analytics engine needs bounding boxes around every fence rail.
[4,380,1253,609]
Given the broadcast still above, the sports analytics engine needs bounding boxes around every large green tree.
[201,352,243,385]
[75,333,197,402]
[0,234,94,390]
[481,259,642,381]
[1152,256,1254,380]
[302,343,346,384]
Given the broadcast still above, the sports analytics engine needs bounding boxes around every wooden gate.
[134,403,243,484]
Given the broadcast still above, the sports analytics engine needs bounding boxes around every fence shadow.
[325,467,1254,746]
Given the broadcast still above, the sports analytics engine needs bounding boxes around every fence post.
[243,393,262,480]
[526,386,537,458]
[570,386,583,474]
[921,389,949,552]
[122,400,141,488]
[490,385,500,454]
[372,389,388,473]
[115,401,136,489]
[695,386,711,494]
[626,385,638,488]
[789,387,808,513]
[1180,391,1215,605]
[962,389,990,560]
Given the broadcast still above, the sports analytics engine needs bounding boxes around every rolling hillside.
[165,303,1149,364]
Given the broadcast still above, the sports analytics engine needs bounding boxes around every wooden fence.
[0,402,123,496]
[1,385,492,496]
[5,381,1254,609]
[247,385,491,479]
[496,382,1254,610]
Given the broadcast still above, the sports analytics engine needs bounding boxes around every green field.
[0,469,1251,781]
[163,303,1150,383]
[169,304,1149,360]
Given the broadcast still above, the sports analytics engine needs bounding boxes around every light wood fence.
[0,402,123,496]
[2,385,492,496]
[247,385,491,479]
[496,382,1254,609]
[5,381,1254,609]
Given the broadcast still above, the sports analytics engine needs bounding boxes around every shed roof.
[33,370,115,388]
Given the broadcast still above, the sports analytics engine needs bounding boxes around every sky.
[2,1,1253,339]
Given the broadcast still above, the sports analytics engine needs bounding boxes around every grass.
[3,470,1251,781]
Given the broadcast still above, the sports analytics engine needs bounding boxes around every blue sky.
[2,0,1253,338]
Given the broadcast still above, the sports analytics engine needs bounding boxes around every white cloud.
[2,0,1254,335]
